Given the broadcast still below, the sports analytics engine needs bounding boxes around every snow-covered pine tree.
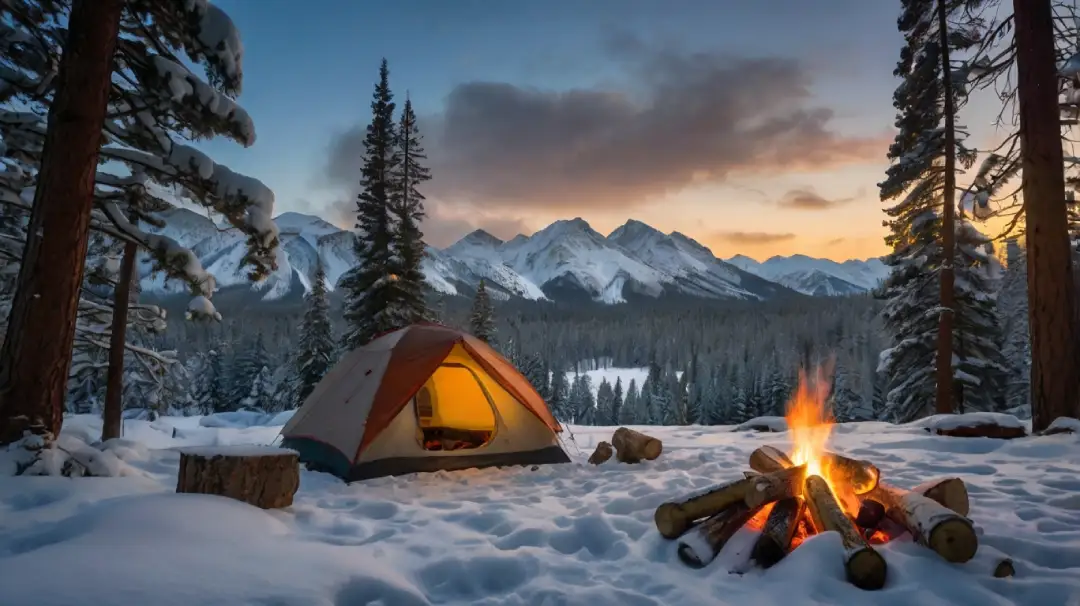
[0,1,279,319]
[878,0,976,422]
[295,259,336,404]
[241,365,276,412]
[548,366,571,422]
[341,59,403,349]
[184,352,214,415]
[731,386,751,424]
[611,377,624,425]
[951,223,1009,412]
[229,334,270,408]
[998,239,1031,414]
[469,279,496,343]
[208,348,231,414]
[519,352,549,399]
[388,96,431,325]
[671,371,688,425]
[595,378,615,425]
[620,378,640,425]
[570,374,595,425]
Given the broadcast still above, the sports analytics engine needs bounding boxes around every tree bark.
[872,482,977,563]
[676,500,760,568]
[1013,0,1080,431]
[804,475,888,590]
[101,239,138,441]
[176,446,300,509]
[935,0,957,416]
[0,0,123,445]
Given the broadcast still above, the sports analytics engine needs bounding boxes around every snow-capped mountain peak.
[138,210,882,305]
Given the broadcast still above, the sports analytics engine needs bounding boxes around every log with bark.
[588,441,613,465]
[176,446,300,509]
[751,496,807,568]
[612,427,662,463]
[910,477,970,517]
[676,501,762,568]
[819,451,880,494]
[748,445,794,474]
[868,482,977,563]
[804,474,887,590]
[654,464,806,539]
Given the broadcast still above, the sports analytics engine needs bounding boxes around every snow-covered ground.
[1,414,1079,606]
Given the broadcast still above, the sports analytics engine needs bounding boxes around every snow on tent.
[280,324,569,481]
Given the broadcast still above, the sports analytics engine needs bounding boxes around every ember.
[653,364,979,591]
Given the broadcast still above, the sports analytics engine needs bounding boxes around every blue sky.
[199,0,953,260]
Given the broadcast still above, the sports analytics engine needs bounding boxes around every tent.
[280,323,569,481]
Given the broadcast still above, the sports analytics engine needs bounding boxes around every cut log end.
[993,558,1015,578]
[927,518,979,564]
[913,477,970,517]
[176,447,300,510]
[654,502,691,539]
[847,547,888,591]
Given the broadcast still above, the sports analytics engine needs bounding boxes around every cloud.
[714,231,797,245]
[826,237,846,246]
[777,188,856,210]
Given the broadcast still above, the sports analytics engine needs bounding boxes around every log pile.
[588,427,663,464]
[654,444,980,590]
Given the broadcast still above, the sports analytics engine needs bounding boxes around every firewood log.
[751,496,806,568]
[869,482,977,563]
[176,446,299,509]
[588,441,613,465]
[612,427,663,463]
[676,501,762,568]
[910,477,970,517]
[820,451,880,495]
[994,558,1015,578]
[804,474,887,591]
[654,464,806,539]
[748,445,794,474]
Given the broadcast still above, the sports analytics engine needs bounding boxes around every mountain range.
[137,209,889,304]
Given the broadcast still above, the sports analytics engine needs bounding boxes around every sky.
[199,0,1007,262]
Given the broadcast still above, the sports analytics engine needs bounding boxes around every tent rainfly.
[280,324,569,481]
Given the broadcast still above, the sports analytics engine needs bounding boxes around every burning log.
[820,451,880,494]
[751,496,807,568]
[654,465,806,539]
[869,483,977,563]
[911,477,970,516]
[676,501,762,568]
[747,446,811,567]
[612,427,663,463]
[748,445,794,473]
[588,441,613,465]
[750,445,879,494]
[804,475,887,591]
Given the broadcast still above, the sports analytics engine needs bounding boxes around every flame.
[784,363,861,514]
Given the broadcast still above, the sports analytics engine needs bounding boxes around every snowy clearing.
[1,414,1078,606]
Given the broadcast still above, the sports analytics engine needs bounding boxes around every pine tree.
[596,378,616,425]
[295,260,336,404]
[389,96,432,325]
[341,59,403,349]
[570,374,595,424]
[549,366,571,422]
[209,349,231,414]
[520,352,549,399]
[620,379,640,425]
[998,239,1031,414]
[469,279,496,343]
[611,377,624,425]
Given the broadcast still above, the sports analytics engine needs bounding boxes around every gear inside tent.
[279,323,569,481]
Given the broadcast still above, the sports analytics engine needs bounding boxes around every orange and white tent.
[280,324,569,481]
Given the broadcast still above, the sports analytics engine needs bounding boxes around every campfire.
[653,367,978,591]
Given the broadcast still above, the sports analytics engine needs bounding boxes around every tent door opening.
[414,362,498,452]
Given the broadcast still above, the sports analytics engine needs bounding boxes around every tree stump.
[176,446,300,509]
[588,441,613,465]
[612,427,662,463]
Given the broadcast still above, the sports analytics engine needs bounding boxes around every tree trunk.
[101,239,137,441]
[935,0,957,416]
[176,446,300,509]
[1013,0,1080,431]
[611,426,662,462]
[0,0,123,445]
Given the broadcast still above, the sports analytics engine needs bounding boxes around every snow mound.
[923,412,1025,432]
[1043,417,1080,435]
[733,416,789,432]
[198,410,295,428]
[2,416,1080,605]
[0,431,149,478]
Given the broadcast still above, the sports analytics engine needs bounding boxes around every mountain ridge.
[137,209,889,304]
